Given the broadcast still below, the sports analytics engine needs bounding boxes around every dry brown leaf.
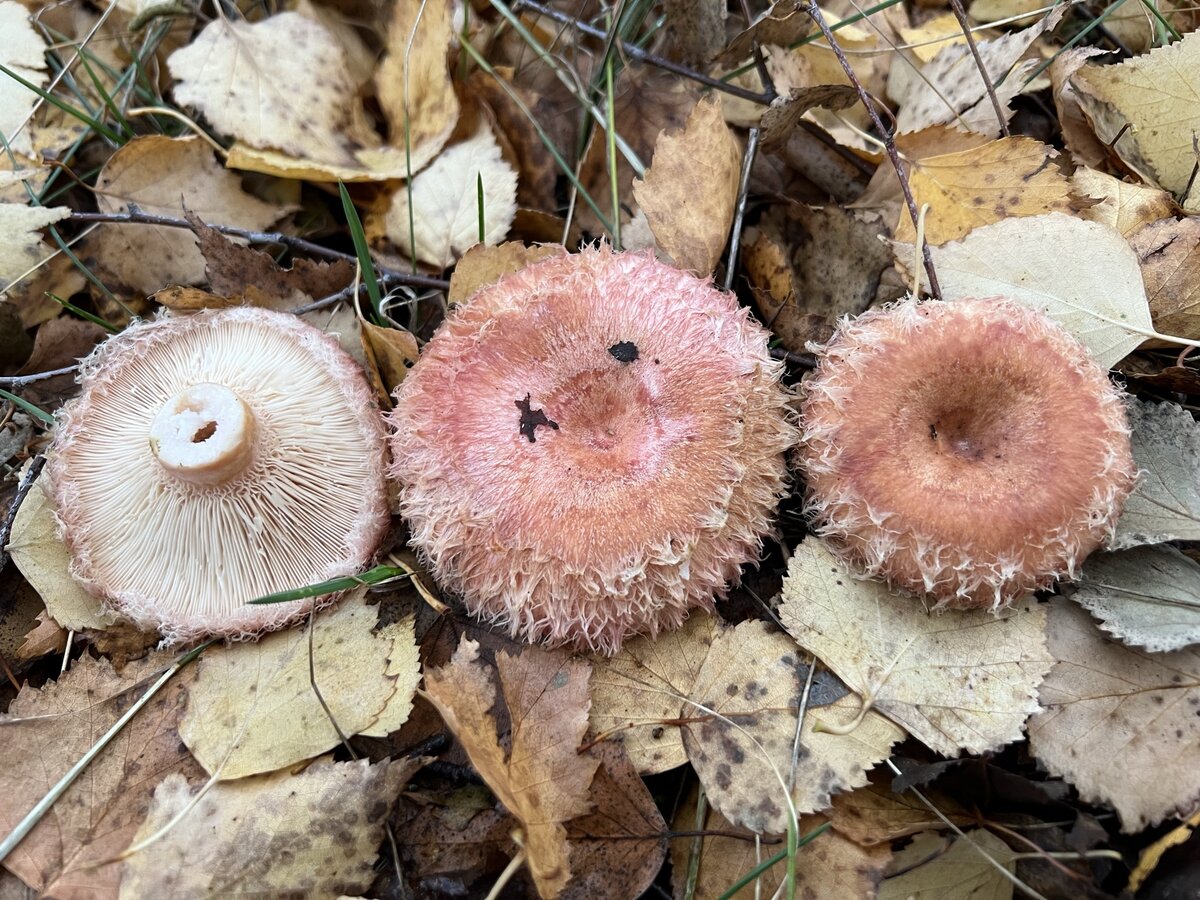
[759,86,858,152]
[472,71,559,212]
[1129,216,1200,341]
[423,639,599,898]
[15,610,67,660]
[91,136,289,295]
[118,757,415,898]
[0,202,70,292]
[8,474,117,632]
[178,590,419,779]
[894,137,1076,245]
[360,320,420,404]
[632,95,742,275]
[447,241,566,306]
[1073,32,1200,208]
[683,620,904,834]
[0,652,204,899]
[0,2,47,159]
[661,0,726,68]
[561,742,667,900]
[1028,599,1200,832]
[0,569,48,659]
[1074,168,1178,237]
[1102,0,1199,55]
[381,128,518,269]
[827,773,974,847]
[1114,398,1200,549]
[374,0,460,175]
[878,830,1017,899]
[781,540,1053,758]
[588,613,717,775]
[1049,47,1111,170]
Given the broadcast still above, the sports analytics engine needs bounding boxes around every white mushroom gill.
[49,307,390,644]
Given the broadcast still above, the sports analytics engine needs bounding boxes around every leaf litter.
[3,0,1200,896]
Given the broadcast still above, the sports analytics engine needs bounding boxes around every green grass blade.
[0,389,55,426]
[247,565,411,605]
[715,822,830,900]
[477,172,485,244]
[337,182,384,323]
[47,293,119,333]
[0,62,122,143]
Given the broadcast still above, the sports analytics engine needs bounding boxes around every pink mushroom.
[799,296,1137,609]
[48,306,390,643]
[389,246,797,653]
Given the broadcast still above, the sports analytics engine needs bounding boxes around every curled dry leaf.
[178,589,419,779]
[0,202,70,292]
[683,620,904,834]
[118,757,414,899]
[446,241,566,306]
[588,613,718,775]
[780,540,1054,758]
[1028,600,1200,832]
[0,653,204,899]
[91,136,291,295]
[360,320,420,405]
[1049,48,1112,170]
[1129,216,1200,342]
[923,212,1152,368]
[1072,545,1200,653]
[7,474,117,631]
[877,830,1018,900]
[0,1,47,158]
[1073,168,1178,237]
[1114,399,1200,549]
[381,128,518,269]
[423,639,599,899]
[631,94,742,276]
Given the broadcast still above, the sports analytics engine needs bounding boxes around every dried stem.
[725,126,761,292]
[0,366,79,387]
[947,0,1009,137]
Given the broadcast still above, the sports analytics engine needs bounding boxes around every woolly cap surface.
[389,246,797,653]
[48,306,390,643]
[799,296,1136,609]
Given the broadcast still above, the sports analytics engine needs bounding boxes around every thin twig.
[769,346,818,370]
[739,0,778,102]
[801,1,942,300]
[0,455,46,571]
[66,210,451,293]
[512,0,774,105]
[725,127,761,292]
[0,366,79,388]
[947,0,1009,137]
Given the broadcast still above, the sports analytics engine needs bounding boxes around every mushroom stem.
[149,383,256,485]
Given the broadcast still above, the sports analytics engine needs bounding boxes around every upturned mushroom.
[48,306,390,643]
[389,246,797,654]
[798,296,1137,609]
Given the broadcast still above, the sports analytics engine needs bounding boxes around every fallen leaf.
[0,1,48,158]
[1129,216,1200,341]
[759,85,858,152]
[423,639,599,898]
[15,610,67,660]
[588,613,717,775]
[1127,810,1200,894]
[360,320,420,404]
[780,540,1053,758]
[923,212,1152,368]
[446,241,565,306]
[1028,599,1200,832]
[0,652,204,899]
[1073,32,1200,207]
[877,830,1017,899]
[1102,0,1199,55]
[178,589,419,779]
[0,568,48,659]
[827,774,974,847]
[683,620,904,834]
[1074,168,1177,237]
[381,128,518,269]
[1049,48,1110,169]
[91,136,290,295]
[661,0,726,68]
[7,475,117,632]
[894,137,1077,245]
[898,13,973,64]
[0,203,70,292]
[632,95,741,276]
[1113,399,1200,549]
[118,757,414,898]
[374,0,460,176]
[1072,546,1200,653]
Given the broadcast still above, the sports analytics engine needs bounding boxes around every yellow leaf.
[1074,167,1178,237]
[446,241,565,306]
[360,320,420,404]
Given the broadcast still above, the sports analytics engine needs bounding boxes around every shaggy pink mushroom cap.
[48,306,390,644]
[799,296,1137,609]
[389,246,797,654]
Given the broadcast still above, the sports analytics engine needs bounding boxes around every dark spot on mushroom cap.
[515,393,559,443]
[608,340,639,363]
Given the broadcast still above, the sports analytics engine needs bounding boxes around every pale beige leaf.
[374,0,459,175]
[780,540,1053,758]
[383,129,518,269]
[1073,545,1200,652]
[118,758,410,899]
[684,620,903,834]
[1074,168,1177,237]
[7,474,116,631]
[1129,216,1200,340]
[179,590,418,779]
[0,653,203,899]
[1114,399,1200,549]
[632,95,742,275]
[1049,48,1111,169]
[894,137,1076,245]
[92,136,289,295]
[1073,32,1200,203]
[0,2,47,158]
[588,613,717,775]
[1028,599,1200,832]
[446,241,566,306]
[925,212,1152,368]
[878,830,1016,900]
[423,639,599,898]
[0,203,70,292]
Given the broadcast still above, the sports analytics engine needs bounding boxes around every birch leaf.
[1113,399,1200,549]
